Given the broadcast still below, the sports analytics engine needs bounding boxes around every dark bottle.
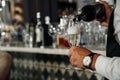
[74,2,106,22]
[42,16,53,47]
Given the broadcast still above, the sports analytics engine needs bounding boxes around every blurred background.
[0,0,114,80]
[0,0,114,48]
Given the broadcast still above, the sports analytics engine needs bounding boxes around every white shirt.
[114,0,120,45]
[95,56,120,80]
[95,0,120,80]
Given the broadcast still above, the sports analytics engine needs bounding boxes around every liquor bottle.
[43,16,53,47]
[23,23,29,47]
[35,12,44,48]
[29,23,34,47]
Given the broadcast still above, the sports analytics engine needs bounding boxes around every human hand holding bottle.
[97,0,112,27]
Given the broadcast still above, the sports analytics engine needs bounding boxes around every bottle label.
[36,28,43,42]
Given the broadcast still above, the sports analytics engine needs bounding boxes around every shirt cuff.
[95,55,111,76]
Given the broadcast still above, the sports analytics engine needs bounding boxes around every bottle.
[73,4,96,22]
[23,23,29,47]
[43,16,52,47]
[73,2,106,22]
[35,12,44,48]
[29,23,34,47]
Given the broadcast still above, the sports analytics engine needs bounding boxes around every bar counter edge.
[0,46,106,56]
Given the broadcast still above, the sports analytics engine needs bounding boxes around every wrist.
[90,53,100,70]
[82,53,100,70]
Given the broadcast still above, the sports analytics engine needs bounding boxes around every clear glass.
[84,21,107,50]
[48,23,59,48]
[65,18,83,70]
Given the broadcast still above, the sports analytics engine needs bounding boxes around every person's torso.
[106,10,120,57]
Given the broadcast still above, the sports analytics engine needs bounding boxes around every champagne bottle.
[74,2,106,22]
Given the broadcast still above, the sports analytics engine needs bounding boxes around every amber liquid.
[57,35,70,48]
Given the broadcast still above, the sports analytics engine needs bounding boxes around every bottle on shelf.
[43,16,53,47]
[35,12,44,48]
[23,23,29,47]
[29,23,34,47]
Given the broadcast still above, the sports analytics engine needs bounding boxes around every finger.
[69,57,72,64]
[70,57,77,66]
[69,54,75,62]
[68,46,75,57]
[68,50,72,57]
[69,57,73,64]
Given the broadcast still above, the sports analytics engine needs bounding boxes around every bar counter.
[0,46,106,55]
[0,46,105,80]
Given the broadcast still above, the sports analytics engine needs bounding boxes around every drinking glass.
[57,15,83,70]
[85,21,107,50]
[65,20,82,70]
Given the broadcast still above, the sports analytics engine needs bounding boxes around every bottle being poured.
[73,2,106,23]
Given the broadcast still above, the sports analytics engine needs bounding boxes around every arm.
[69,46,120,80]
[0,51,12,80]
[114,0,120,45]
[97,0,112,27]
[96,56,120,80]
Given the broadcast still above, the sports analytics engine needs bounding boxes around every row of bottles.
[24,12,53,48]
[0,11,54,48]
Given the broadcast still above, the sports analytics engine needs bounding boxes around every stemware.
[65,18,83,70]
[48,24,57,48]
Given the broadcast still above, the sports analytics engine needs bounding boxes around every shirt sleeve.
[95,55,120,80]
[114,0,120,45]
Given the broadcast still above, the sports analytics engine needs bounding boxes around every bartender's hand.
[69,46,100,70]
[97,0,112,27]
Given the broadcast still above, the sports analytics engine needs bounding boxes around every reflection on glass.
[84,21,107,50]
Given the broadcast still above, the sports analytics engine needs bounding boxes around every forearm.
[114,0,120,45]
[95,55,120,80]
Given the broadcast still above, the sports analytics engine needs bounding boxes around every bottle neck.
[45,20,50,25]
[37,18,41,24]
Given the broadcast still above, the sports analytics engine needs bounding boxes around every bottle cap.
[45,16,50,24]
[36,12,40,18]
[60,18,64,26]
